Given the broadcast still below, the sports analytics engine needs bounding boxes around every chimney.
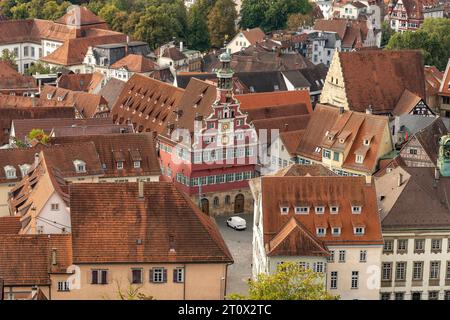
[339,106,344,115]
[397,173,403,187]
[179,41,184,52]
[51,248,57,266]
[32,96,36,108]
[435,167,440,181]
[138,179,144,199]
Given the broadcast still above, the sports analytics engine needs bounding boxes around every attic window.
[280,206,289,214]
[332,227,341,236]
[316,228,326,237]
[352,206,362,214]
[363,139,370,146]
[355,155,364,164]
[295,206,309,214]
[315,146,322,153]
[73,160,86,173]
[46,93,52,100]
[4,166,16,179]
[19,164,31,177]
[117,161,124,170]
[354,227,365,235]
[134,161,141,169]
[315,206,325,214]
[330,206,339,214]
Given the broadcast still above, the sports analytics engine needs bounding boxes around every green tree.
[239,0,268,30]
[380,21,394,48]
[187,0,212,51]
[25,62,60,75]
[207,0,237,48]
[386,18,450,70]
[228,262,338,300]
[28,129,50,144]
[1,49,17,69]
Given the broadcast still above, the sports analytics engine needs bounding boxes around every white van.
[226,216,247,230]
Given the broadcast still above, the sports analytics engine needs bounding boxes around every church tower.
[438,134,450,177]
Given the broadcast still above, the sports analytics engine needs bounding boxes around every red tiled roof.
[0,61,37,92]
[56,72,105,92]
[0,234,72,286]
[41,33,127,66]
[254,176,383,248]
[50,133,161,178]
[0,216,21,235]
[440,59,450,97]
[69,182,233,263]
[339,50,426,114]
[241,27,266,45]
[56,6,106,27]
[236,90,313,113]
[111,54,158,73]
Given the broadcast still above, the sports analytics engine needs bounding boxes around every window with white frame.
[57,281,70,291]
[174,268,184,283]
[351,271,359,289]
[51,203,59,211]
[280,206,289,214]
[327,250,335,262]
[413,262,423,280]
[330,206,339,214]
[359,250,367,262]
[19,164,31,177]
[133,161,141,169]
[354,227,365,235]
[4,166,16,179]
[332,227,341,236]
[314,262,325,273]
[330,271,338,289]
[316,227,326,236]
[430,261,440,279]
[117,161,124,169]
[382,262,392,281]
[151,267,166,283]
[431,239,441,252]
[351,206,362,214]
[295,207,309,214]
[298,262,309,270]
[338,250,346,262]
[355,154,364,164]
[73,160,86,173]
[315,206,325,214]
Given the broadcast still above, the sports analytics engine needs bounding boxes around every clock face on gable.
[221,123,230,131]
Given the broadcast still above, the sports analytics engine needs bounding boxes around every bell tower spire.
[215,50,234,103]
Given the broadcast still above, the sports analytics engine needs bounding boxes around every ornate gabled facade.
[438,134,450,177]
[158,52,258,216]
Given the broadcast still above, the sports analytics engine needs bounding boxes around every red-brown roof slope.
[242,27,266,45]
[111,74,185,134]
[236,90,313,113]
[257,176,383,247]
[0,61,37,93]
[41,33,127,66]
[111,54,158,73]
[56,6,107,28]
[69,182,233,264]
[0,234,72,286]
[50,133,161,178]
[339,50,426,114]
[56,72,104,92]
[0,217,21,235]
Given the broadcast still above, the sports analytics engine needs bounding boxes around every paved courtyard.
[215,213,253,297]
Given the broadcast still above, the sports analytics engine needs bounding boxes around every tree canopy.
[386,18,450,70]
[240,0,313,32]
[228,262,338,300]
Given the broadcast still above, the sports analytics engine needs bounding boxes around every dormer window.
[363,139,370,146]
[332,227,341,235]
[316,228,326,237]
[4,166,16,179]
[46,93,52,100]
[315,146,322,153]
[354,227,365,235]
[73,160,86,173]
[133,161,141,169]
[117,161,124,170]
[315,206,325,214]
[352,206,362,214]
[323,150,331,159]
[19,164,31,177]
[355,155,364,164]
[295,207,309,214]
[280,206,289,214]
[330,206,339,214]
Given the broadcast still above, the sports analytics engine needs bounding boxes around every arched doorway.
[200,198,210,215]
[234,194,245,214]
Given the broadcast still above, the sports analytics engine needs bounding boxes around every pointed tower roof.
[56,6,106,28]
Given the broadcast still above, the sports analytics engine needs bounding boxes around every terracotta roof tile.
[0,61,37,93]
[111,54,158,73]
[252,175,383,249]
[69,182,233,263]
[241,28,266,45]
[0,216,21,235]
[236,90,313,113]
[339,50,426,114]
[56,72,105,92]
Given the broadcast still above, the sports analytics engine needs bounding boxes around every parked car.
[226,216,247,230]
